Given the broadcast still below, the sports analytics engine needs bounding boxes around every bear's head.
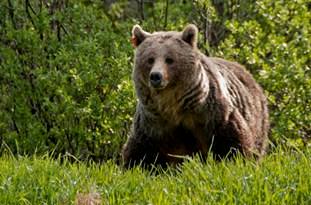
[131,25,204,111]
[132,24,200,89]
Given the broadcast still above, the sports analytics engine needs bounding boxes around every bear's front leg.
[213,110,256,159]
[122,135,158,168]
[122,122,169,168]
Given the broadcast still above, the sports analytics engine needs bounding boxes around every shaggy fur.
[122,24,269,168]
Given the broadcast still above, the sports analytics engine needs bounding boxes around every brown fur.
[122,24,269,168]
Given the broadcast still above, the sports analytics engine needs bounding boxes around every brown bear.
[122,24,269,168]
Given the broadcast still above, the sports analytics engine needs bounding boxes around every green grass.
[0,147,310,205]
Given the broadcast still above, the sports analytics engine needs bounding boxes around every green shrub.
[0,0,135,161]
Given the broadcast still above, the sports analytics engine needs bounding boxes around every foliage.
[0,0,135,161]
[0,147,311,204]
[0,0,310,161]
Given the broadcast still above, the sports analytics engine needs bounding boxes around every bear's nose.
[149,72,163,87]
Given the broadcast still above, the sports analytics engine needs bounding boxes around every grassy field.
[0,147,310,205]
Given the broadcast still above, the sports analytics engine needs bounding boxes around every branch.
[11,104,21,136]
[136,0,145,21]
[163,0,169,29]
[60,23,69,36]
[26,0,37,15]
[151,1,157,28]
[7,0,17,29]
[25,0,36,28]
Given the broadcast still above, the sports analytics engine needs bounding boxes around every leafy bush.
[0,0,135,161]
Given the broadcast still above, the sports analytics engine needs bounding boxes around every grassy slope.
[0,147,310,205]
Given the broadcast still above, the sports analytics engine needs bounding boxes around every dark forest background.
[0,0,310,162]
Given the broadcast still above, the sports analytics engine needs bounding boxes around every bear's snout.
[149,71,164,88]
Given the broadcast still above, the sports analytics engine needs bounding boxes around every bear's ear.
[131,25,151,48]
[181,24,198,48]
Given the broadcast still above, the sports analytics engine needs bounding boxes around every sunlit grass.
[0,147,310,204]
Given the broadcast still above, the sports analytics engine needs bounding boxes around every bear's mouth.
[149,81,168,90]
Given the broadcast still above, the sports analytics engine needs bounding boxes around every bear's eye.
[165,57,174,65]
[147,58,154,65]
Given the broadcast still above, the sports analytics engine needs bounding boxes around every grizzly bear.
[122,24,269,168]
